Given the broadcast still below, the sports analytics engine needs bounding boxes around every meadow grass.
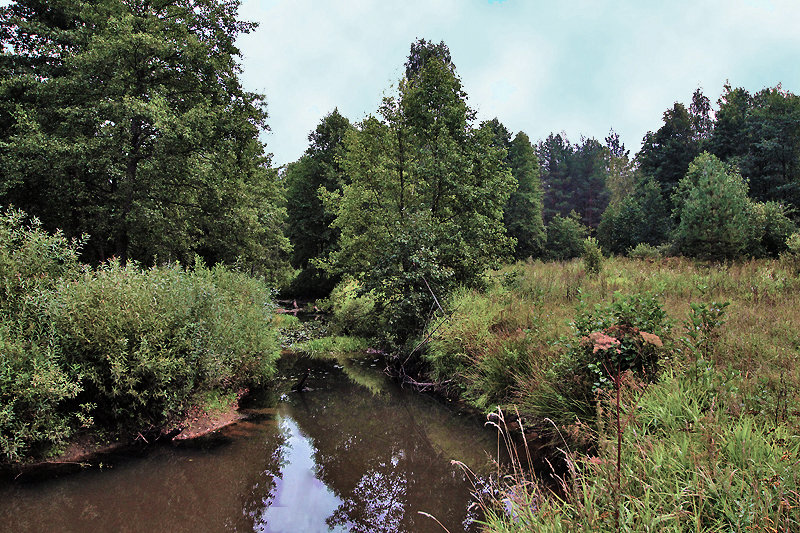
[423,256,800,532]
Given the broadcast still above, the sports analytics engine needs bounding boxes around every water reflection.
[0,358,494,533]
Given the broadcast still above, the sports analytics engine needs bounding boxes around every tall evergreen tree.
[538,133,573,223]
[637,101,700,203]
[672,152,754,260]
[538,133,609,229]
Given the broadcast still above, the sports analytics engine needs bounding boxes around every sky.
[235,0,800,166]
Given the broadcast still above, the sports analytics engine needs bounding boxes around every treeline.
[283,40,800,350]
[3,2,800,366]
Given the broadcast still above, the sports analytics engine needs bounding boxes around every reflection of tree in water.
[285,364,488,533]
[0,414,289,533]
[238,427,287,530]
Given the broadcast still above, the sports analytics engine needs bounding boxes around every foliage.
[323,39,514,348]
[0,0,289,276]
[424,287,543,410]
[538,134,610,228]
[503,131,546,259]
[780,231,800,274]
[0,209,84,462]
[672,152,755,260]
[582,237,603,276]
[285,109,352,295]
[626,242,662,260]
[48,259,280,431]
[544,212,588,260]
[637,90,709,205]
[482,367,800,532]
[321,278,377,338]
[604,129,636,205]
[0,210,281,462]
[525,292,670,431]
[597,177,670,255]
[748,200,797,257]
[710,84,800,209]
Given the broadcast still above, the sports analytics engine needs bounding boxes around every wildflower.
[586,331,620,353]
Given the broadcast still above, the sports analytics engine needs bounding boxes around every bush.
[545,212,588,260]
[521,292,670,434]
[321,277,377,337]
[626,242,662,260]
[582,237,603,276]
[748,201,797,257]
[781,231,800,273]
[47,259,280,432]
[0,209,84,462]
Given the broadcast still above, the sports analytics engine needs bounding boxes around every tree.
[538,133,609,229]
[604,129,636,205]
[709,84,800,210]
[570,136,610,228]
[0,0,288,277]
[672,152,754,260]
[637,101,701,204]
[538,133,574,223]
[598,177,670,255]
[504,131,545,259]
[285,109,352,294]
[325,40,514,346]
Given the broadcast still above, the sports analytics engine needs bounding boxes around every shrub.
[748,201,797,257]
[582,237,603,276]
[781,231,800,273]
[626,242,662,260]
[321,277,377,337]
[0,209,84,462]
[545,211,588,260]
[521,292,670,435]
[47,259,280,432]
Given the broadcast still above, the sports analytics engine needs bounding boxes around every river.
[0,356,498,532]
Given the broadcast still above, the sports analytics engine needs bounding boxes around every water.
[0,357,497,532]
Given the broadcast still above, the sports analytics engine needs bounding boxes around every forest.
[2,1,800,531]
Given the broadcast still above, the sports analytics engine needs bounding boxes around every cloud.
[236,0,800,163]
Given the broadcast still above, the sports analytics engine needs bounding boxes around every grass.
[293,335,370,358]
[421,256,800,532]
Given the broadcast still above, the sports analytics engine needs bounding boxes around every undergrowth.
[423,256,800,531]
[0,209,281,463]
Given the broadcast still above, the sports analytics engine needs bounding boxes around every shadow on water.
[0,357,497,532]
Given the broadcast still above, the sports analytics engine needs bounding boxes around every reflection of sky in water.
[257,417,349,533]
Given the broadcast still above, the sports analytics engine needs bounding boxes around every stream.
[0,356,498,532]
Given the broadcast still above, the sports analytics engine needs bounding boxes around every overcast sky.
[236,0,800,166]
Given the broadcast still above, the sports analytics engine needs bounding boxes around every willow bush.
[0,209,281,463]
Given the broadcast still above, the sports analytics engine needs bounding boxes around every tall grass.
[480,365,800,532]
[426,256,800,531]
